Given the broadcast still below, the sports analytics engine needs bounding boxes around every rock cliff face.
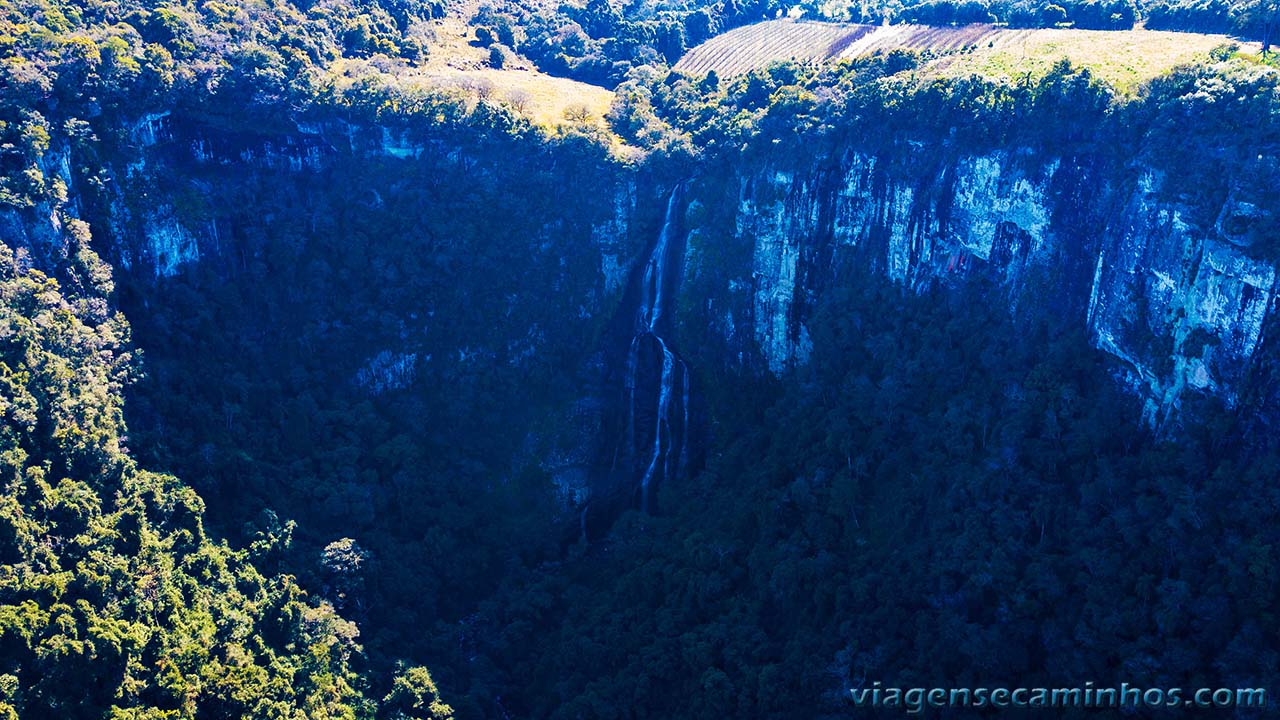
[1,107,647,525]
[5,107,1276,490]
[682,149,1279,423]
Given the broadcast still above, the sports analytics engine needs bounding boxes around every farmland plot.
[674,19,1258,91]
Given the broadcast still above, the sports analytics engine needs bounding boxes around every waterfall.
[625,185,689,514]
[578,183,693,543]
[638,189,682,331]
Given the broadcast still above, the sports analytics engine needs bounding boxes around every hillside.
[402,15,616,131]
[328,59,615,132]
[674,20,1260,89]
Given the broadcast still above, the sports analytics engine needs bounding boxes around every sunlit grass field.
[927,26,1260,92]
[325,13,616,136]
[412,67,615,128]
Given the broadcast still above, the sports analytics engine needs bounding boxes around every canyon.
[5,108,1278,529]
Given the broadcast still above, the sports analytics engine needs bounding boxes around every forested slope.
[0,233,395,717]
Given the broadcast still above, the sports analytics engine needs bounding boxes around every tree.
[488,44,508,68]
[321,537,371,612]
[563,103,594,123]
[383,666,455,719]
[506,89,533,113]
[1041,3,1069,25]
[1249,0,1280,53]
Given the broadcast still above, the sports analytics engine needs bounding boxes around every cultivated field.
[674,20,1259,91]
[674,21,878,76]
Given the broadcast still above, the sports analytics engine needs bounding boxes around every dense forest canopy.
[2,0,1280,716]
[0,234,380,717]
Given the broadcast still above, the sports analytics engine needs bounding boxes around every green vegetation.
[1147,0,1279,49]
[0,0,619,715]
[109,130,641,717]
[0,0,623,212]
[2,0,1279,717]
[0,233,386,717]
[99,46,1277,717]
[448,275,1280,718]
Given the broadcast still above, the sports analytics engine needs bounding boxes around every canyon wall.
[4,110,1277,531]
[681,149,1279,425]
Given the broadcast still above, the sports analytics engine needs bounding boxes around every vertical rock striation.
[688,149,1278,422]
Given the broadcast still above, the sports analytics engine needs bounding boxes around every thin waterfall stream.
[627,186,691,513]
[581,183,693,540]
